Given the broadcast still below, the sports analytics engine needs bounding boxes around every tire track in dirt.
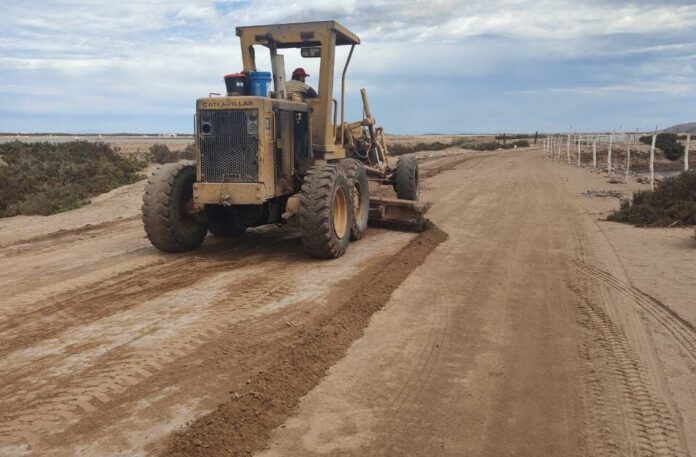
[0,215,140,251]
[570,284,688,457]
[254,149,586,457]
[560,171,690,456]
[0,229,401,451]
[571,259,696,363]
[156,227,448,457]
[0,268,295,448]
[0,230,298,356]
[308,154,499,454]
[0,213,419,456]
[377,156,534,455]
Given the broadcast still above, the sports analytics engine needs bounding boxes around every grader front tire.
[142,162,208,252]
[340,159,370,241]
[299,163,353,259]
[394,154,419,201]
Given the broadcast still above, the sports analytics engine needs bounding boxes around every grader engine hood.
[193,96,311,207]
[194,96,270,205]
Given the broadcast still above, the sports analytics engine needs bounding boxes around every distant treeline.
[1,133,193,137]
[389,138,530,156]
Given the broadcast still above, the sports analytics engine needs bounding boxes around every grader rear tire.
[142,161,208,252]
[299,163,353,259]
[394,154,419,201]
[340,159,370,241]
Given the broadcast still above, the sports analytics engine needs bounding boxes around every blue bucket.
[249,71,271,96]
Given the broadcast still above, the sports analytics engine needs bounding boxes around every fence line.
[542,130,694,187]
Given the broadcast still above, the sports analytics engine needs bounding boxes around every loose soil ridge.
[157,226,448,457]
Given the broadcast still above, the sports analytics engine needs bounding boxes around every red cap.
[292,68,309,78]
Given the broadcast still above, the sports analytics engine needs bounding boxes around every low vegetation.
[389,138,530,156]
[0,141,145,217]
[638,133,684,161]
[478,140,531,150]
[148,143,196,163]
[608,171,696,226]
[495,134,534,140]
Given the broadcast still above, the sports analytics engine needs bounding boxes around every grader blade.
[368,197,432,232]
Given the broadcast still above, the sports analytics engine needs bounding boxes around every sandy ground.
[1,147,695,456]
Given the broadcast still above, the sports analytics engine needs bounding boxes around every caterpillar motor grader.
[142,21,428,259]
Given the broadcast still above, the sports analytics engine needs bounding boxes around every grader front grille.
[199,110,259,183]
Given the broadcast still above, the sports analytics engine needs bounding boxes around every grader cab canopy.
[235,21,359,157]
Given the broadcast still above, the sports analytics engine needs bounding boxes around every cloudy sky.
[1,0,695,134]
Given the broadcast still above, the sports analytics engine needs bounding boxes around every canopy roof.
[235,21,360,48]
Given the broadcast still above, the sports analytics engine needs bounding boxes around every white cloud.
[1,0,695,132]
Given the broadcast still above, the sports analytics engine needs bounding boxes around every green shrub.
[638,133,684,161]
[607,171,696,226]
[180,143,196,160]
[657,133,684,161]
[0,141,144,217]
[389,141,452,156]
[468,142,499,151]
[387,137,531,156]
[502,140,530,149]
[149,143,179,163]
[639,135,652,145]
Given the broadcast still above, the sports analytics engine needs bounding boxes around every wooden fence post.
[592,137,597,170]
[684,134,690,171]
[543,137,547,157]
[577,136,581,167]
[607,133,613,175]
[566,133,571,164]
[550,136,554,161]
[650,133,656,191]
[626,141,631,182]
[557,135,561,162]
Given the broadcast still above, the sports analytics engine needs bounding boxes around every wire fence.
[542,132,692,190]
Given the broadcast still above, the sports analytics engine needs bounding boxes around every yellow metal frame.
[195,96,275,205]
[193,182,265,205]
[194,96,310,205]
[236,21,360,159]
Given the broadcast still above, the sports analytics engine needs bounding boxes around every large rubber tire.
[394,154,419,201]
[339,159,370,241]
[299,162,353,259]
[142,161,208,252]
[206,206,246,237]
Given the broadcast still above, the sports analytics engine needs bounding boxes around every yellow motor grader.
[142,21,428,258]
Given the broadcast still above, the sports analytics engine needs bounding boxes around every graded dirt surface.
[1,147,695,457]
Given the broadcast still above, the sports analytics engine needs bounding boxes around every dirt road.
[1,149,694,456]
